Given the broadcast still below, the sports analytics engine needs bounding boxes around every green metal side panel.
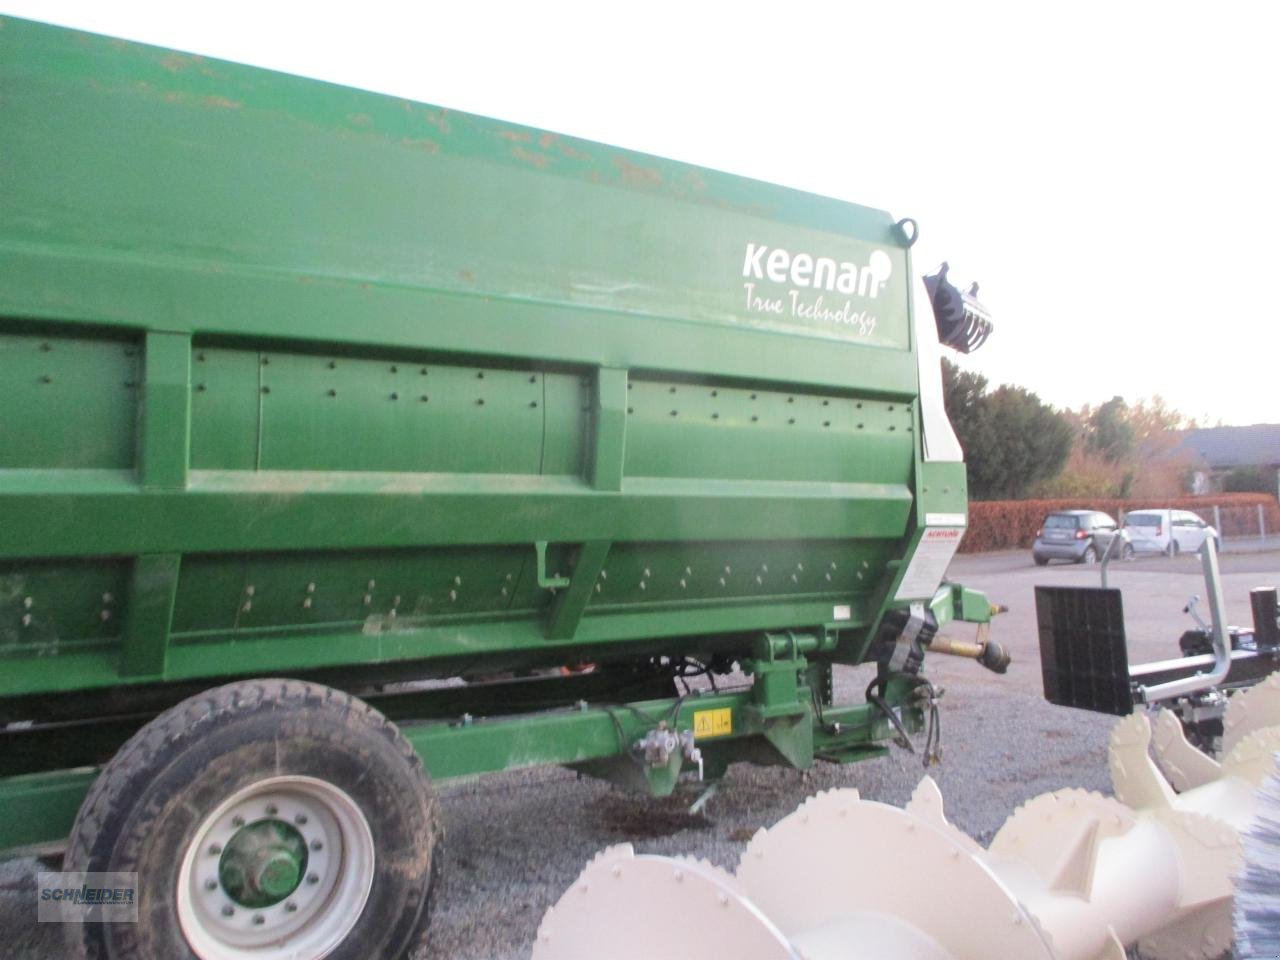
[0,18,957,710]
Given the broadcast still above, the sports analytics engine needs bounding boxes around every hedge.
[958,493,1280,553]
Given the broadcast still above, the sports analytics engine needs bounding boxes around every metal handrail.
[1135,536,1231,703]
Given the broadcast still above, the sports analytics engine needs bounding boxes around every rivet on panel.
[390,365,398,373]
[260,386,270,395]
[328,389,338,397]
[530,401,538,408]
[261,357,270,366]
[196,383,207,392]
[390,392,399,400]
[627,407,634,414]
[328,360,337,369]
[528,375,537,383]
[39,374,52,384]
[476,371,485,379]
[751,415,759,422]
[421,367,429,375]
[477,398,485,406]
[420,395,430,402]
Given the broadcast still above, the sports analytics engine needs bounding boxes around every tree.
[940,360,1074,500]
[1083,396,1135,463]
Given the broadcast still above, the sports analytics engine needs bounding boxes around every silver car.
[1032,510,1130,566]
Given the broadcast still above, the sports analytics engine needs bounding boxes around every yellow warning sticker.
[692,708,733,740]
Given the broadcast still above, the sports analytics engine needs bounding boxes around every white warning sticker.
[894,527,965,600]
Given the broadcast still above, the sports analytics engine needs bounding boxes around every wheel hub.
[176,776,375,960]
[218,819,308,908]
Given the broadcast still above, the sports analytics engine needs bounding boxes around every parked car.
[1122,508,1219,557]
[1032,510,1130,566]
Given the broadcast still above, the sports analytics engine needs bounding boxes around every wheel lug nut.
[295,814,308,826]
[284,901,298,913]
[306,873,319,885]
[231,815,246,827]
[310,840,323,851]
[221,906,234,917]
[205,879,218,891]
[208,844,222,856]
[252,914,265,926]
[265,804,278,816]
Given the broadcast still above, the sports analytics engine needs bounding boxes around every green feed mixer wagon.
[0,17,1004,959]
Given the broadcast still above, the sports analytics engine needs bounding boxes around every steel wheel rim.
[177,775,375,960]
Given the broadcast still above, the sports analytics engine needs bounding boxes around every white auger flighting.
[534,672,1280,960]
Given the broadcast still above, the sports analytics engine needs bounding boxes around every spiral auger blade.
[536,674,1280,960]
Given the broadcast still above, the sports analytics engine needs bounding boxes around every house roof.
[1172,424,1280,469]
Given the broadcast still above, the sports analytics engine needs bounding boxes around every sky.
[3,1,1276,427]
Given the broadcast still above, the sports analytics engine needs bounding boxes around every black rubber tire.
[63,679,441,960]
[1166,540,1180,558]
[1033,555,1049,567]
[1080,546,1098,565]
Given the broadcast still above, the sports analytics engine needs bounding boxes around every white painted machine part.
[913,275,963,464]
[535,672,1280,960]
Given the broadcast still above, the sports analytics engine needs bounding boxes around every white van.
[1122,509,1219,556]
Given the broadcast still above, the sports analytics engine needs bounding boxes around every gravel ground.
[3,548,1277,959]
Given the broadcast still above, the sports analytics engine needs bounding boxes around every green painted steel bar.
[139,331,192,489]
[589,367,628,492]
[547,540,613,640]
[0,768,98,852]
[119,554,181,678]
[0,596,875,698]
[0,480,913,559]
[0,688,917,850]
